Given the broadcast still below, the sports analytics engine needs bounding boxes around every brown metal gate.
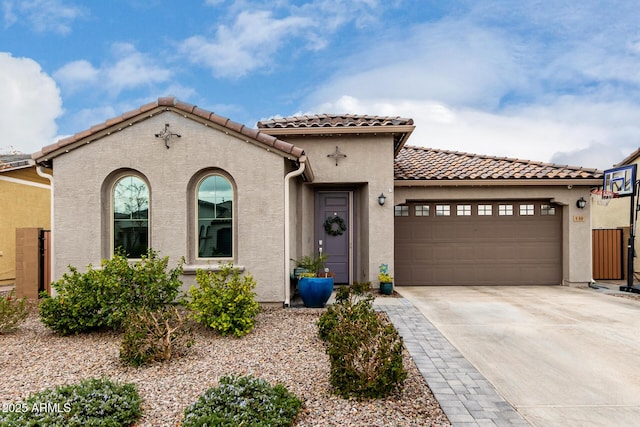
[592,229,623,280]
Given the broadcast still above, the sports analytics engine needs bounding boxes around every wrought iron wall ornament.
[327,145,346,166]
[155,123,181,149]
[324,214,347,236]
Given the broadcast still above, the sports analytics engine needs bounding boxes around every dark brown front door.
[316,191,351,284]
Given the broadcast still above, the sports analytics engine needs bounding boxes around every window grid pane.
[520,204,535,216]
[498,204,513,216]
[395,205,409,217]
[457,204,471,216]
[415,205,430,216]
[541,204,556,215]
[478,204,493,216]
[435,205,451,216]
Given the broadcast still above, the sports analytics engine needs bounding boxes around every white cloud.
[311,94,639,170]
[106,43,173,93]
[2,0,84,35]
[0,52,62,154]
[53,43,173,96]
[53,60,99,91]
[179,0,389,78]
[305,21,528,110]
[300,5,640,171]
[179,10,313,78]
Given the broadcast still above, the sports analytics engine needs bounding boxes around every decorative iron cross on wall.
[155,123,181,149]
[327,146,347,166]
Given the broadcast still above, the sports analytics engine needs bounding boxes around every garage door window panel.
[520,204,535,216]
[436,205,451,216]
[498,204,513,216]
[457,204,471,216]
[541,204,556,215]
[395,205,409,217]
[478,204,493,216]
[415,205,430,216]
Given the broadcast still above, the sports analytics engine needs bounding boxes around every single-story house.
[32,97,602,305]
[0,155,52,288]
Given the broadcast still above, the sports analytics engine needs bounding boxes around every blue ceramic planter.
[380,282,393,295]
[298,277,334,308]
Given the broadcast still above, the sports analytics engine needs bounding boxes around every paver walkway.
[375,298,529,427]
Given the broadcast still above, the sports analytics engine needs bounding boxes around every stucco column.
[563,189,593,286]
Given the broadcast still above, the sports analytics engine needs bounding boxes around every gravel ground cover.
[0,307,450,426]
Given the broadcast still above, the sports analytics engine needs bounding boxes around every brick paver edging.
[376,298,530,427]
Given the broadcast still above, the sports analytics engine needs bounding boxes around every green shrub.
[0,377,142,427]
[39,249,183,335]
[185,263,260,337]
[120,305,194,367]
[0,290,32,333]
[183,375,301,427]
[317,282,371,341]
[318,284,407,399]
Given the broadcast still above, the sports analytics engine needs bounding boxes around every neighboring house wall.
[51,112,290,302]
[591,155,640,276]
[0,167,51,285]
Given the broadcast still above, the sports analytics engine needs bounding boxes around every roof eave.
[259,124,415,137]
[33,98,306,164]
[394,178,603,187]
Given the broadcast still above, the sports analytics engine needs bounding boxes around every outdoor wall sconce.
[378,193,387,206]
[155,123,181,149]
[576,197,587,209]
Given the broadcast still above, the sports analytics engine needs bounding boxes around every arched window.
[113,175,149,258]
[197,175,233,258]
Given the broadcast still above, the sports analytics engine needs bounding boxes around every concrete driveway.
[397,286,640,427]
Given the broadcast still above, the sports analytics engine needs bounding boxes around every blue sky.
[2,0,640,170]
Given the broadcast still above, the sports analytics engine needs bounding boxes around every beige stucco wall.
[285,135,395,284]
[394,184,594,286]
[0,167,51,285]
[52,112,290,302]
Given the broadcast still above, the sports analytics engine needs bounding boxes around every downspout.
[284,157,306,307]
[36,165,54,292]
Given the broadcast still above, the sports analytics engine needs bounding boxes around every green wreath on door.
[324,215,347,236]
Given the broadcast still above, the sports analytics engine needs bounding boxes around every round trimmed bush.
[183,375,301,427]
[0,377,142,426]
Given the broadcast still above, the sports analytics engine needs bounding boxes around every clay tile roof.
[257,113,414,129]
[257,114,415,156]
[33,97,305,161]
[394,146,603,181]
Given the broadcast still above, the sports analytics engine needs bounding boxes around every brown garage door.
[394,201,562,286]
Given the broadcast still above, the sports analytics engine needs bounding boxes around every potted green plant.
[378,263,393,295]
[292,253,334,307]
